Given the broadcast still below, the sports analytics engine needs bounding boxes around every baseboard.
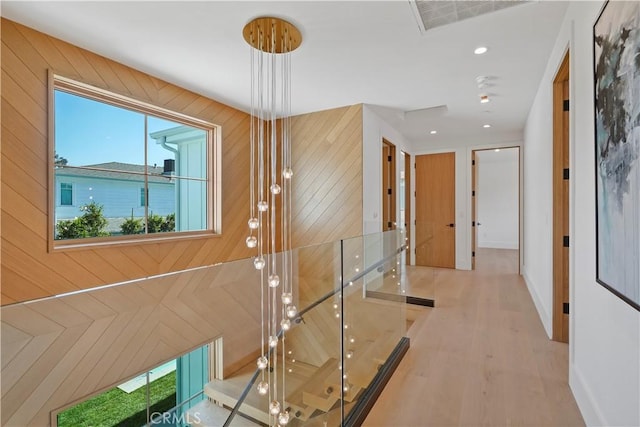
[522,269,552,338]
[570,364,606,426]
[478,241,519,249]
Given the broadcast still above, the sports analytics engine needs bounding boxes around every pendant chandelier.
[243,16,302,426]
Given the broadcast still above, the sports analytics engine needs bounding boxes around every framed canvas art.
[594,0,640,311]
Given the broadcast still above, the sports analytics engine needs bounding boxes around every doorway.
[382,139,396,232]
[552,52,570,343]
[400,151,411,265]
[471,147,521,273]
[415,152,455,268]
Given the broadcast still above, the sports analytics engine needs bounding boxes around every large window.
[55,344,210,427]
[51,76,218,244]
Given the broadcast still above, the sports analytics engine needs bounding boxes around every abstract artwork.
[594,0,640,310]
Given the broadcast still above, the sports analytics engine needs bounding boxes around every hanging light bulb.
[246,236,257,248]
[281,318,291,331]
[248,218,259,229]
[269,335,279,348]
[286,305,297,319]
[268,274,280,288]
[282,292,293,305]
[257,201,268,212]
[278,411,290,426]
[282,168,293,179]
[254,257,265,270]
[270,183,281,194]
[257,381,269,395]
[257,356,268,370]
[269,401,281,416]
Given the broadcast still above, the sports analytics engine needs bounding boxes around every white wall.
[362,105,412,240]
[523,2,640,425]
[411,141,522,270]
[477,149,519,249]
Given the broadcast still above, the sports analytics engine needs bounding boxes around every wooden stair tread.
[288,357,340,418]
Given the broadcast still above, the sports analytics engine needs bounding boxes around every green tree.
[121,210,143,235]
[161,213,176,232]
[146,212,164,233]
[55,202,109,239]
[54,152,68,167]
[81,202,109,237]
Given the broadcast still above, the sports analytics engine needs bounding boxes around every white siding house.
[55,162,175,232]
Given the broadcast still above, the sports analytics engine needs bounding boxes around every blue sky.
[55,90,180,168]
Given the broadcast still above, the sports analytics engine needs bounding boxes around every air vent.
[411,1,529,32]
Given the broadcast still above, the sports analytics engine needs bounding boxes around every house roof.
[55,162,174,184]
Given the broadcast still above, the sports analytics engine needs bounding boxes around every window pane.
[54,90,144,169]
[148,116,207,180]
[60,183,73,206]
[172,178,207,232]
[140,187,147,207]
[52,80,212,242]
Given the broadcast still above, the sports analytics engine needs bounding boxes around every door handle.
[447,223,455,228]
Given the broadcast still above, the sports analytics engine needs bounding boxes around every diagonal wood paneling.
[0,261,263,426]
[1,18,366,427]
[290,104,363,248]
[1,18,256,305]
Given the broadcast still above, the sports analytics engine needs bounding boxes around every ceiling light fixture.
[480,95,490,104]
[494,149,501,152]
[474,46,488,55]
[244,16,301,426]
[430,130,437,134]
[483,124,491,128]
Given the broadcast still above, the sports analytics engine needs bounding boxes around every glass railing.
[1,230,426,427]
[220,229,410,426]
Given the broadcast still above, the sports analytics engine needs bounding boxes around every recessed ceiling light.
[430,130,437,135]
[494,149,501,152]
[474,46,488,55]
[483,124,491,128]
[480,95,490,104]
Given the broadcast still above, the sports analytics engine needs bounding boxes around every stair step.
[287,357,339,420]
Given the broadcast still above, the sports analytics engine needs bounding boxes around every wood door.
[382,140,396,231]
[415,152,455,268]
[404,152,411,265]
[553,52,570,343]
[472,151,478,270]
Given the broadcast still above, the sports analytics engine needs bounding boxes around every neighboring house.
[149,125,207,232]
[54,162,175,232]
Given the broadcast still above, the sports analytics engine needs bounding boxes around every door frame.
[403,151,411,265]
[470,146,521,274]
[382,139,397,231]
[552,51,570,343]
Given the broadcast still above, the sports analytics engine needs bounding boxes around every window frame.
[48,72,222,251]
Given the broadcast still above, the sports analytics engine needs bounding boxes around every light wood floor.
[364,248,585,427]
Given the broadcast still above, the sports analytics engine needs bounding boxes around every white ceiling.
[1,1,569,148]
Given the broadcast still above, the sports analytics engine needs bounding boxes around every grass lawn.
[58,371,176,427]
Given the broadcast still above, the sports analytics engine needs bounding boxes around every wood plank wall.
[1,19,254,305]
[1,259,263,426]
[1,19,365,427]
[290,104,363,248]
